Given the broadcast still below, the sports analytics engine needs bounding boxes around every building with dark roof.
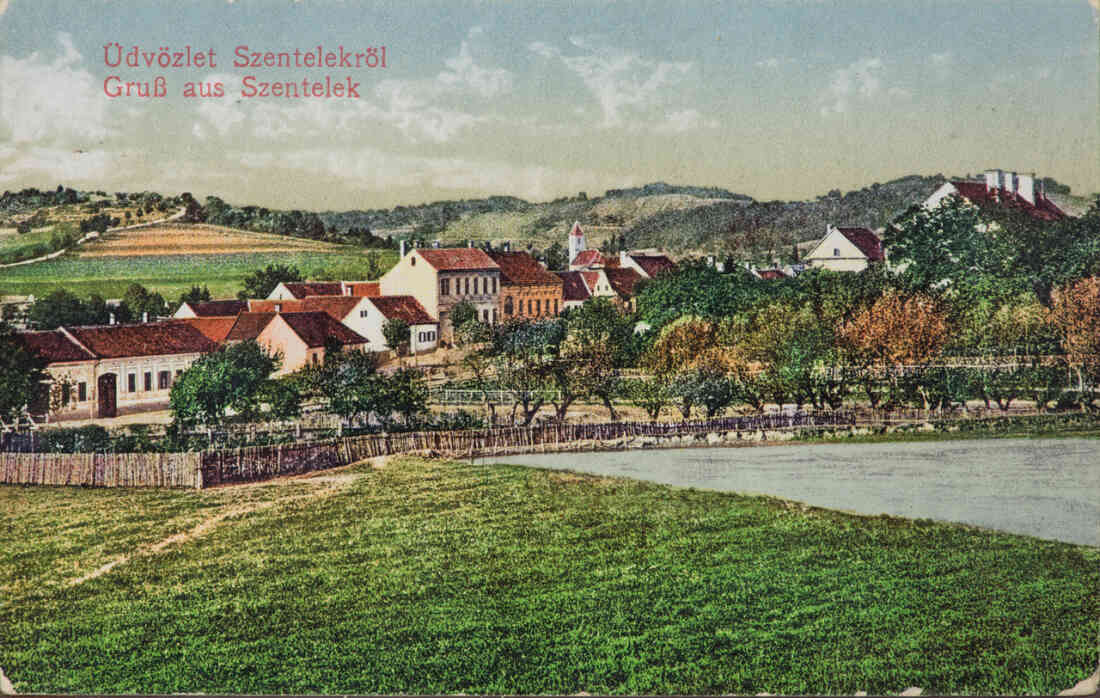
[804,225,885,272]
[555,271,592,309]
[172,299,247,319]
[488,250,564,320]
[255,311,368,376]
[924,169,1068,222]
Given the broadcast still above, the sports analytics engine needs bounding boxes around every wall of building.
[804,230,870,273]
[256,316,312,377]
[379,251,439,317]
[435,270,500,340]
[500,283,562,321]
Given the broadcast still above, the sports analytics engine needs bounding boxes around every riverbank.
[1,455,1096,694]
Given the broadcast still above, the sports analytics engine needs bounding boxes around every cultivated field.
[0,456,1095,694]
[0,225,397,299]
[78,223,346,257]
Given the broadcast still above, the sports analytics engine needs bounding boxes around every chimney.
[502,241,510,252]
[467,239,473,248]
[274,303,282,313]
[432,239,440,248]
[619,250,628,266]
[1016,172,1036,205]
[142,311,148,323]
[109,312,116,325]
[400,239,406,257]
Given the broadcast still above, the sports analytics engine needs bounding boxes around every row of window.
[502,296,559,317]
[125,369,180,394]
[59,382,88,405]
[416,330,437,343]
[440,275,497,297]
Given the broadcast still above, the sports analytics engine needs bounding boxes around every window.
[474,277,480,295]
[491,277,497,294]
[78,382,87,402]
[554,300,559,314]
[535,299,541,315]
[482,309,489,322]
[360,309,368,318]
[528,299,533,315]
[144,372,152,392]
[833,248,840,257]
[61,383,71,406]
[410,256,416,266]
[440,278,450,296]
[464,278,470,295]
[492,310,498,324]
[158,371,170,390]
[311,353,319,365]
[504,296,513,316]
[175,369,183,379]
[127,373,136,393]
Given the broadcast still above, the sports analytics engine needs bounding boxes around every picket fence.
[0,451,201,488]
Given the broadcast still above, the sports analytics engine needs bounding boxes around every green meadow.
[1,456,1095,695]
[0,250,398,300]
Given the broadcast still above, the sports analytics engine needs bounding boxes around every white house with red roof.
[804,225,886,272]
[379,247,500,341]
[924,169,1067,222]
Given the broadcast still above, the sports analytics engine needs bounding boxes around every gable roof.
[64,322,218,359]
[570,221,584,238]
[629,254,676,278]
[415,248,499,271]
[555,271,592,302]
[249,295,361,320]
[183,299,247,317]
[179,316,238,343]
[276,311,368,348]
[226,312,277,342]
[604,267,644,298]
[571,249,608,268]
[280,282,344,299]
[833,227,885,261]
[756,268,790,280]
[367,296,437,325]
[15,330,96,363]
[580,270,603,292]
[488,251,563,286]
[948,181,1068,222]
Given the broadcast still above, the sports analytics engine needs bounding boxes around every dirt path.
[0,666,14,695]
[64,468,364,589]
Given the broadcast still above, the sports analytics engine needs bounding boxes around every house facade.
[16,322,218,420]
[379,247,500,341]
[555,271,592,310]
[365,296,439,353]
[488,250,564,321]
[254,311,368,376]
[804,225,885,272]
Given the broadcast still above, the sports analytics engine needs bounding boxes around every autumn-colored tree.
[839,290,950,366]
[1050,276,1100,406]
[642,317,742,376]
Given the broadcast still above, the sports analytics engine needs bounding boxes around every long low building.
[16,322,219,420]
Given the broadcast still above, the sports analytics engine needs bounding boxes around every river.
[480,437,1099,546]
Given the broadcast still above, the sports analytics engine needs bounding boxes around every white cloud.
[755,57,793,70]
[529,36,693,128]
[657,109,719,134]
[437,27,513,98]
[929,51,954,80]
[0,146,123,185]
[819,57,885,116]
[0,32,114,146]
[191,73,247,140]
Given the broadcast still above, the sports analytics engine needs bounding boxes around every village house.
[172,299,247,319]
[364,296,439,353]
[266,280,381,301]
[15,322,218,420]
[924,169,1067,221]
[618,251,676,279]
[379,247,501,341]
[248,295,377,348]
[488,250,564,321]
[251,311,369,377]
[804,225,885,272]
[603,267,645,312]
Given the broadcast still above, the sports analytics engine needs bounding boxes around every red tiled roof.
[226,312,277,342]
[249,295,361,320]
[488,251,563,287]
[555,271,592,302]
[415,248,499,271]
[948,181,1068,222]
[15,330,95,363]
[179,317,237,343]
[580,271,602,291]
[834,227,885,262]
[64,323,218,359]
[604,267,644,298]
[368,296,437,326]
[277,311,368,348]
[344,281,380,297]
[571,249,607,268]
[570,221,584,238]
[184,299,247,317]
[281,282,343,299]
[629,254,676,277]
[757,269,789,280]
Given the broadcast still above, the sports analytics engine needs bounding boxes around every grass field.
[0,249,398,300]
[1,456,1095,695]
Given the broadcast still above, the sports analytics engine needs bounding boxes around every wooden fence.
[199,412,856,486]
[0,451,201,488]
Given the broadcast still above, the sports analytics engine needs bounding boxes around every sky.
[0,0,1096,211]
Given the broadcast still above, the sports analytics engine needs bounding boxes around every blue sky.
[0,0,1096,210]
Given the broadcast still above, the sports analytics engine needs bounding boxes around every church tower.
[568,221,585,264]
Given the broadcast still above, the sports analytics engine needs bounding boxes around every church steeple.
[568,221,585,264]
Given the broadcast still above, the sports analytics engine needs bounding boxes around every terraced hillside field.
[0,224,396,300]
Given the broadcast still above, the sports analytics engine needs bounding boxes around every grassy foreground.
[1,457,1096,695]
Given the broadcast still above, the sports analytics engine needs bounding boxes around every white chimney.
[619,250,628,266]
[400,239,406,257]
[1016,172,1036,205]
[467,239,473,248]
[984,169,1004,193]
[109,312,116,325]
[432,240,440,248]
[142,311,148,323]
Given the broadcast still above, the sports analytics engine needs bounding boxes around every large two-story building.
[488,250,563,321]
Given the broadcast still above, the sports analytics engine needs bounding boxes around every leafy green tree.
[259,379,303,422]
[542,241,569,271]
[0,323,48,421]
[377,367,430,427]
[382,318,411,355]
[238,264,303,301]
[177,285,212,307]
[317,349,382,425]
[696,371,736,418]
[491,319,564,425]
[450,300,478,332]
[627,378,670,420]
[169,340,281,426]
[122,283,168,320]
[885,196,991,293]
[27,290,108,329]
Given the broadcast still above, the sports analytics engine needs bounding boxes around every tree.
[696,371,736,418]
[382,318,411,355]
[27,290,110,329]
[177,285,212,307]
[377,367,430,427]
[627,378,670,420]
[542,241,569,271]
[1050,276,1100,408]
[0,323,48,421]
[884,196,991,293]
[169,340,281,426]
[238,264,303,301]
[450,300,478,332]
[121,283,167,320]
[316,349,382,425]
[491,319,564,425]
